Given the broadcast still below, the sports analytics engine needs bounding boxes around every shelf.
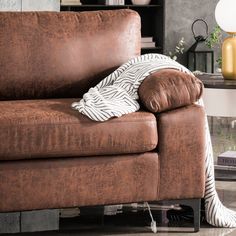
[215,164,236,181]
[61,3,82,6]
[142,46,161,49]
[196,74,236,89]
[61,4,162,8]
[60,1,165,55]
[215,164,236,171]
[141,46,162,51]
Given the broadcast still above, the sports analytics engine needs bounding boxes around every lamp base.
[222,35,236,80]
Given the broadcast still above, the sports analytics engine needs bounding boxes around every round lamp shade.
[215,0,236,33]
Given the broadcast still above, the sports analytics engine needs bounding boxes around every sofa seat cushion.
[0,99,158,161]
[0,153,159,212]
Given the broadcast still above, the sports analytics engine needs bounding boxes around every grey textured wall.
[0,0,21,11]
[165,0,219,67]
[22,0,60,11]
[0,0,60,11]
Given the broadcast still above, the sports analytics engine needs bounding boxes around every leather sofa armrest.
[156,104,205,200]
[138,69,203,113]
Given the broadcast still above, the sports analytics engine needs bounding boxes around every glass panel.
[208,116,236,163]
[187,52,194,71]
[196,53,207,72]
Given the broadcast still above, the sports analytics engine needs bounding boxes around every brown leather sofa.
[0,10,205,232]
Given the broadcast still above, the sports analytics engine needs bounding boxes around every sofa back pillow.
[138,69,203,113]
[0,10,140,100]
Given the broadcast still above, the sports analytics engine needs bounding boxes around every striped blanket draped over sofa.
[72,54,236,228]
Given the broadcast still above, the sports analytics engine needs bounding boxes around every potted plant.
[168,37,185,61]
[206,25,223,71]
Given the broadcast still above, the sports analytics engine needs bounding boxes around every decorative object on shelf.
[61,0,81,5]
[141,37,156,48]
[206,26,223,69]
[218,151,236,167]
[215,0,236,80]
[187,19,214,73]
[98,0,124,5]
[168,37,185,61]
[131,0,151,5]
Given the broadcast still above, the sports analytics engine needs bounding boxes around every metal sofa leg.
[186,198,201,232]
[160,198,201,232]
[177,198,201,232]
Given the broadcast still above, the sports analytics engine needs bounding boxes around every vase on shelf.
[131,0,151,5]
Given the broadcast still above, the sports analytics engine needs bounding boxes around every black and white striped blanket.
[72,54,236,227]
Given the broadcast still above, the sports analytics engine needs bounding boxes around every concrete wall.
[0,0,21,11]
[165,0,219,67]
[0,0,60,11]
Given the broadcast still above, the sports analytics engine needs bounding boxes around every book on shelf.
[61,0,81,5]
[141,42,156,48]
[117,0,125,4]
[217,151,236,167]
[98,0,125,5]
[141,37,154,43]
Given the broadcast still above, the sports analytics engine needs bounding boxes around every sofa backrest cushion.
[0,10,141,100]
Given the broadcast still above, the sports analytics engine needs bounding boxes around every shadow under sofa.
[0,9,205,233]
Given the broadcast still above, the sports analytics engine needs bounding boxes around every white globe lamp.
[215,0,236,79]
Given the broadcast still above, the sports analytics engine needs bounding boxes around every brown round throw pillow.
[138,69,203,113]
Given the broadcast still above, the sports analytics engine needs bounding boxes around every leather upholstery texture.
[0,99,158,161]
[139,69,203,113]
[0,10,206,213]
[156,105,205,200]
[0,153,159,212]
[0,10,141,100]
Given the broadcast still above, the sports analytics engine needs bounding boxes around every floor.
[13,180,236,236]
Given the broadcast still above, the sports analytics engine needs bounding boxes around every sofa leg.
[185,198,201,232]
[159,198,201,232]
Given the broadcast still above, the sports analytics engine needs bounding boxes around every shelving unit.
[60,0,165,54]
